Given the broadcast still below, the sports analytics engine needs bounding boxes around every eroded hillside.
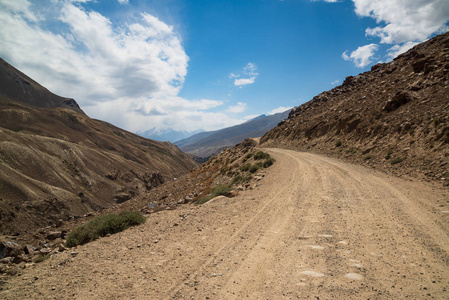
[0,59,197,236]
[261,32,449,186]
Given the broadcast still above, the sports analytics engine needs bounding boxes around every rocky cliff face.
[0,58,84,114]
[261,32,449,185]
[0,59,198,236]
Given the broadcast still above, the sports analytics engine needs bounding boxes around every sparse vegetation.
[263,158,275,168]
[249,163,263,173]
[33,254,50,263]
[65,211,146,248]
[220,165,230,174]
[232,174,251,185]
[194,184,232,205]
[363,155,372,161]
[385,149,393,160]
[254,151,270,160]
[346,148,357,154]
[391,157,404,165]
[240,163,251,172]
[232,174,244,185]
[336,139,342,147]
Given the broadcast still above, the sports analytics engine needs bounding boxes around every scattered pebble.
[345,273,363,280]
[300,271,326,277]
[307,245,325,250]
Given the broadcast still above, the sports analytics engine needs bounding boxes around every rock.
[55,219,64,228]
[23,245,37,255]
[0,257,14,264]
[0,241,23,260]
[147,202,157,209]
[39,248,51,255]
[144,172,165,190]
[0,264,8,274]
[114,192,133,204]
[46,231,62,240]
[383,91,414,112]
[229,190,239,198]
[412,58,434,74]
[177,198,186,204]
[12,255,25,264]
[58,244,67,252]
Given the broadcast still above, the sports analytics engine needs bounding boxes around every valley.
[1,148,448,299]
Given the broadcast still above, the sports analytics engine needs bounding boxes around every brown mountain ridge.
[261,31,449,186]
[0,58,197,236]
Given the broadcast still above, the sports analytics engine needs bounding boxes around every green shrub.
[245,153,254,159]
[194,195,214,205]
[232,175,244,185]
[65,211,146,248]
[232,174,251,185]
[220,165,230,174]
[240,163,251,172]
[346,148,356,154]
[211,184,232,196]
[335,140,342,147]
[391,157,404,165]
[249,164,261,173]
[263,158,275,168]
[194,184,232,205]
[254,151,270,160]
[33,254,50,263]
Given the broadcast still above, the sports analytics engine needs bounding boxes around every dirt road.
[2,149,449,299]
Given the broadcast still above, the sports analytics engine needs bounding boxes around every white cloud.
[243,62,259,76]
[85,97,243,132]
[331,80,340,85]
[231,62,259,87]
[342,44,378,68]
[386,41,420,60]
[353,0,449,44]
[117,0,129,4]
[234,77,256,86]
[341,1,449,67]
[132,97,223,116]
[226,102,247,113]
[268,106,293,115]
[0,0,246,132]
[0,1,188,101]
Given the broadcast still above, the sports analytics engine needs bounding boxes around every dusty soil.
[1,148,448,299]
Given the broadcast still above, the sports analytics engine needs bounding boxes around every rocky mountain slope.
[261,32,449,186]
[0,59,197,236]
[0,58,84,114]
[176,110,290,160]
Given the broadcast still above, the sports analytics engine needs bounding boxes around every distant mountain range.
[175,110,291,160]
[138,128,204,143]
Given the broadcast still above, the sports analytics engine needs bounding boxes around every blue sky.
[1,0,448,133]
